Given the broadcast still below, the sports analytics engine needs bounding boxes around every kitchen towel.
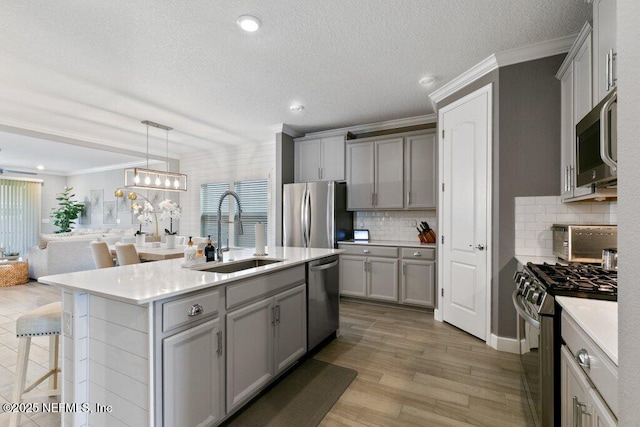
[255,222,265,255]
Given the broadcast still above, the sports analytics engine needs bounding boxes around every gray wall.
[275,132,295,245]
[618,0,640,423]
[496,55,564,338]
[437,55,563,339]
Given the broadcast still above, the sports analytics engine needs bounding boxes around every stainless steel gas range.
[512,263,617,427]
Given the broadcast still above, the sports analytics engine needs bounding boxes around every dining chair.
[90,241,115,269]
[115,243,141,266]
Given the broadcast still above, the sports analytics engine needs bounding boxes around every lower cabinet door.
[561,345,592,427]
[400,260,435,307]
[590,388,617,427]
[367,257,398,302]
[339,255,367,297]
[274,284,307,375]
[226,298,274,413]
[163,318,222,427]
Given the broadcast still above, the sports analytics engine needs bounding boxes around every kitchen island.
[39,246,342,427]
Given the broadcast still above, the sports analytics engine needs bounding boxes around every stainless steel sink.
[201,258,283,274]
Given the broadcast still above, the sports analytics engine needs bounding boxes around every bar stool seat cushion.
[16,302,62,337]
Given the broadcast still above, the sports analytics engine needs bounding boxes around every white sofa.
[28,228,142,279]
[28,237,98,279]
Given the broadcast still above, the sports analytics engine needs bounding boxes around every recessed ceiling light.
[237,15,261,32]
[289,105,304,112]
[36,165,44,170]
[419,76,436,87]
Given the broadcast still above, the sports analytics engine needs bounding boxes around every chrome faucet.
[217,191,243,262]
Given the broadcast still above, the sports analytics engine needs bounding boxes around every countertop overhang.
[338,240,436,249]
[39,246,343,305]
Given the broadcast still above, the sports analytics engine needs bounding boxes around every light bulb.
[174,178,180,188]
[134,174,140,184]
[144,175,151,185]
[155,175,161,186]
[165,178,171,187]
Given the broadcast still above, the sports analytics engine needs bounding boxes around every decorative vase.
[135,234,146,247]
[165,234,176,249]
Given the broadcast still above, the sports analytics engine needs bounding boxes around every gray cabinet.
[274,285,307,374]
[593,0,617,105]
[374,137,404,209]
[561,345,591,427]
[226,298,274,413]
[226,283,307,413]
[295,136,345,182]
[346,141,375,209]
[405,132,437,209]
[338,244,435,308]
[401,259,436,308]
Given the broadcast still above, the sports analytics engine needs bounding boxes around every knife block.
[418,229,437,244]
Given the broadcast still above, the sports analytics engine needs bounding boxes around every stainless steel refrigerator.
[283,181,353,248]
[283,181,352,351]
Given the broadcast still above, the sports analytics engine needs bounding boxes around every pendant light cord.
[146,124,149,170]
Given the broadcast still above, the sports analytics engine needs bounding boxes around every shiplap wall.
[179,142,276,246]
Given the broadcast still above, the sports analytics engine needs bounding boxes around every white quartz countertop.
[39,246,342,305]
[338,240,436,249]
[556,296,618,365]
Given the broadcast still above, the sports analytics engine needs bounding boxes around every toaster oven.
[551,224,617,263]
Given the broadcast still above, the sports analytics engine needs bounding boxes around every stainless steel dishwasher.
[307,255,339,351]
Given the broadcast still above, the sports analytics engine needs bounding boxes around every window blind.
[234,179,268,248]
[200,182,230,245]
[0,179,41,256]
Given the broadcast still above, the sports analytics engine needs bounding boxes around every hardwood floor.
[316,299,534,427]
[0,283,533,426]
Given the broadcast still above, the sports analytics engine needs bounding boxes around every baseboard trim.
[489,333,520,354]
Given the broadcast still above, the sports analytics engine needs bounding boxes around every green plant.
[51,187,84,233]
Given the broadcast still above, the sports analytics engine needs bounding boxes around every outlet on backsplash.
[355,211,437,242]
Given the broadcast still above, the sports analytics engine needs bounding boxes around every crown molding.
[430,33,578,104]
[296,114,436,140]
[270,123,303,138]
[556,23,592,79]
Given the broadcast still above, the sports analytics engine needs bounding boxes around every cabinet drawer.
[163,289,220,332]
[338,245,398,258]
[561,311,618,418]
[400,247,435,260]
[226,265,305,310]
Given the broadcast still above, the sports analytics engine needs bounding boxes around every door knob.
[475,244,485,251]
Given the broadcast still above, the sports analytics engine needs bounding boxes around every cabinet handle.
[573,395,590,427]
[275,305,281,323]
[605,52,610,92]
[371,193,375,206]
[318,167,321,180]
[564,166,569,193]
[413,252,422,257]
[187,304,204,317]
[576,349,590,369]
[374,193,377,205]
[320,168,323,179]
[407,191,411,205]
[402,264,407,275]
[216,330,223,356]
[609,49,616,88]
[570,165,574,190]
[271,307,276,324]
[363,249,370,254]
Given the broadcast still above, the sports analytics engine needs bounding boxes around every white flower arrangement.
[133,201,155,233]
[159,199,181,234]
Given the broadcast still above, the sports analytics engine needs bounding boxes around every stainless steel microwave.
[576,88,617,187]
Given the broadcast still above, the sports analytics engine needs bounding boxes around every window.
[200,179,268,248]
[200,183,229,245]
[234,179,268,248]
[0,179,41,256]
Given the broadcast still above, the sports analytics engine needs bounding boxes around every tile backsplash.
[355,210,437,243]
[515,196,617,257]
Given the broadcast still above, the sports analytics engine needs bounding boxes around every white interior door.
[438,83,491,342]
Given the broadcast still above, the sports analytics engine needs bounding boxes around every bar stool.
[11,302,62,427]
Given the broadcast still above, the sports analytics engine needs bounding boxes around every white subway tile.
[515,205,526,214]
[546,204,568,214]
[590,203,611,213]
[516,197,536,205]
[556,213,581,222]
[579,213,605,223]
[515,214,536,223]
[516,230,535,239]
[535,196,560,205]
[525,239,543,249]
[518,248,536,256]
[524,205,545,214]
[515,222,525,231]
[515,239,524,249]
[535,213,558,223]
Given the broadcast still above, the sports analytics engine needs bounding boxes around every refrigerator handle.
[301,188,308,248]
[305,189,312,246]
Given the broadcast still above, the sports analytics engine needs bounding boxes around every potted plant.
[51,187,84,233]
[132,201,155,246]
[159,199,181,249]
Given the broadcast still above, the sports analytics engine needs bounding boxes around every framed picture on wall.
[79,202,91,225]
[90,189,104,214]
[103,201,116,225]
[116,196,130,213]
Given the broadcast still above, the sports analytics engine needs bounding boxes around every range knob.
[529,290,542,305]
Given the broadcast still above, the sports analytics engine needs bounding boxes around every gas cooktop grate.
[527,263,617,300]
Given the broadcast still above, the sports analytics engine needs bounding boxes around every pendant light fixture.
[124,120,187,192]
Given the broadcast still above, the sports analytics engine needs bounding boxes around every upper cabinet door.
[346,141,375,210]
[573,33,593,124]
[405,132,437,209]
[295,139,321,182]
[374,137,404,209]
[320,136,345,181]
[593,0,617,104]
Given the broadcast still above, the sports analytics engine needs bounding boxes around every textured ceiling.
[0,0,590,172]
